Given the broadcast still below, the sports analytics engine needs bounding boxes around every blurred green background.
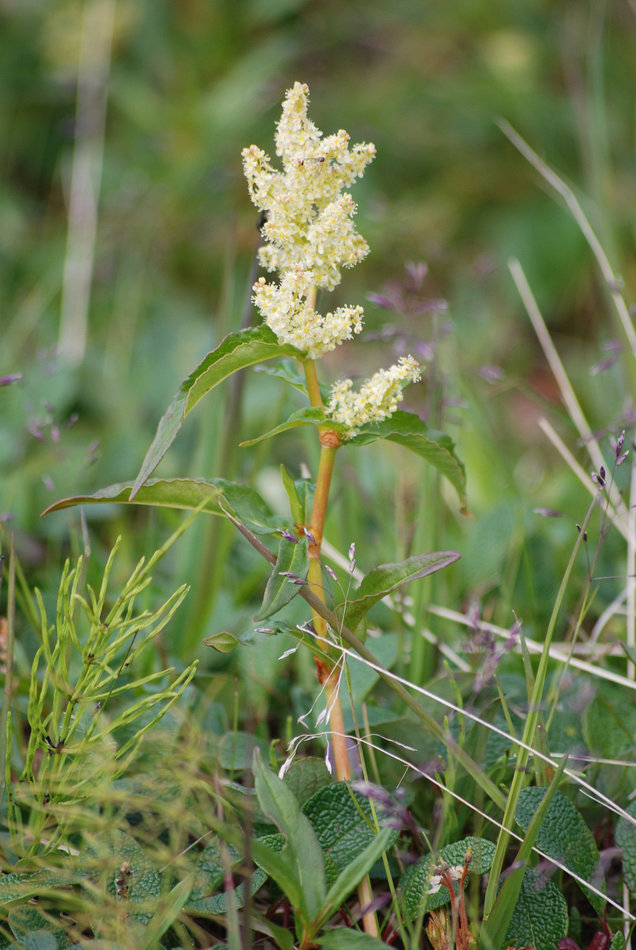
[2,0,635,653]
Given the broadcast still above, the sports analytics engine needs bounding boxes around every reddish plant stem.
[302,354,379,938]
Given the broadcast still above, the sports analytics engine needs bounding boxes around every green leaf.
[583,692,636,759]
[80,829,162,928]
[254,536,309,621]
[303,783,399,888]
[348,410,467,512]
[251,837,308,926]
[43,476,289,537]
[610,932,626,950]
[8,906,72,949]
[400,836,495,921]
[279,466,315,528]
[318,933,386,949]
[216,478,293,535]
[504,868,568,950]
[42,477,226,516]
[320,826,394,923]
[515,787,604,913]
[480,759,568,950]
[131,326,303,496]
[240,407,342,446]
[340,551,460,634]
[250,910,296,950]
[283,757,333,808]
[253,748,327,925]
[184,839,267,915]
[281,464,304,524]
[615,800,636,891]
[218,731,268,770]
[203,630,240,653]
[0,869,77,904]
[140,874,194,949]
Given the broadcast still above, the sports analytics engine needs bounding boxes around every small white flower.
[326,356,421,436]
[426,874,442,895]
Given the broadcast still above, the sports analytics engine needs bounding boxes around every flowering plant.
[46,81,468,944]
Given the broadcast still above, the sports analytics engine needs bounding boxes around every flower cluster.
[242,82,374,358]
[251,270,363,357]
[243,82,421,430]
[326,356,421,437]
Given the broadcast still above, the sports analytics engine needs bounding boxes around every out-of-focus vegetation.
[4,0,635,538]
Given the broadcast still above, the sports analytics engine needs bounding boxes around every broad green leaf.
[303,783,399,888]
[8,906,72,949]
[400,836,495,921]
[583,692,636,760]
[218,731,268,770]
[615,800,636,891]
[42,477,225,516]
[504,868,568,950]
[43,476,289,537]
[251,836,307,926]
[339,550,460,634]
[480,758,568,950]
[215,477,293,535]
[318,933,386,949]
[320,826,394,923]
[0,869,77,904]
[184,840,267,916]
[254,536,309,621]
[253,748,327,924]
[131,326,303,496]
[240,407,343,446]
[283,757,333,808]
[80,829,162,927]
[348,410,467,512]
[250,910,296,950]
[140,874,194,949]
[515,787,604,913]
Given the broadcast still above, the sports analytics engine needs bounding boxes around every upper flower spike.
[242,82,376,358]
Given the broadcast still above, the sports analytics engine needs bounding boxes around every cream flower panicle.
[252,270,364,359]
[327,356,421,437]
[243,82,421,424]
[242,81,375,358]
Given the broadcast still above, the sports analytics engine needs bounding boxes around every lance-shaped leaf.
[338,551,460,634]
[348,410,467,513]
[253,748,327,927]
[42,478,227,516]
[240,407,348,447]
[43,477,291,538]
[254,536,309,621]
[131,326,303,497]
